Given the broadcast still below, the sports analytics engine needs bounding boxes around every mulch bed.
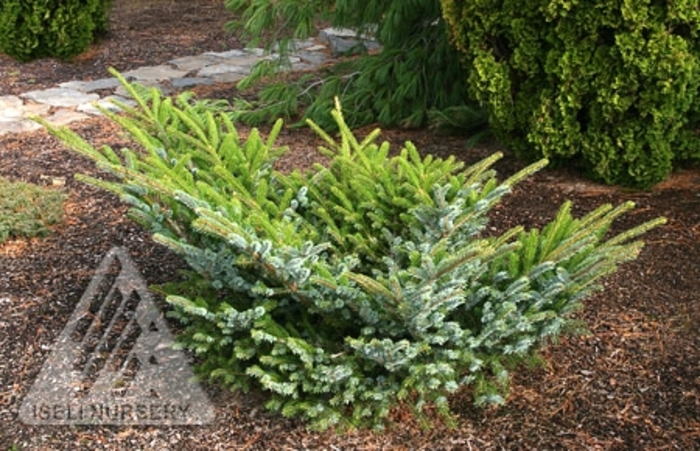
[1,1,699,449]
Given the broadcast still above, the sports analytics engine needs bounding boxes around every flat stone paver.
[264,54,302,64]
[296,50,329,65]
[122,65,189,81]
[43,109,91,126]
[245,48,266,57]
[0,102,50,121]
[77,96,136,115]
[169,54,219,72]
[20,103,51,117]
[115,80,171,98]
[0,96,24,110]
[59,78,122,92]
[197,63,250,77]
[203,49,250,59]
[21,88,100,108]
[0,32,379,136]
[305,44,327,52]
[170,77,215,89]
[0,107,23,119]
[209,72,247,84]
[0,119,42,135]
[291,63,317,72]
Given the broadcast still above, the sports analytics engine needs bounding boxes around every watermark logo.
[19,247,215,425]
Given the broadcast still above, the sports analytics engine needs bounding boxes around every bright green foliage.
[225,0,477,130]
[45,72,665,430]
[0,177,66,244]
[0,0,112,61]
[441,0,700,188]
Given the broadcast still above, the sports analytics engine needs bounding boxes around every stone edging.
[0,28,379,136]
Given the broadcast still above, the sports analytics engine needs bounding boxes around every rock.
[0,102,50,120]
[291,62,317,72]
[43,109,91,126]
[169,54,220,72]
[203,49,250,59]
[264,54,302,64]
[122,65,189,81]
[245,47,266,57]
[209,72,247,84]
[1,32,343,136]
[197,63,249,77]
[21,88,100,108]
[0,107,23,120]
[215,55,260,68]
[271,38,318,52]
[115,80,171,98]
[318,27,380,57]
[304,44,328,52]
[0,95,24,110]
[318,27,364,41]
[77,96,137,116]
[59,78,121,92]
[170,77,215,89]
[21,103,51,117]
[0,119,42,135]
[292,38,318,50]
[295,50,329,65]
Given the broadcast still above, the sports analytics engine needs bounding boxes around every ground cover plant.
[0,176,65,244]
[41,72,665,431]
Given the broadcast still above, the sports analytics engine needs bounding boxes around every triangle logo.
[19,247,215,425]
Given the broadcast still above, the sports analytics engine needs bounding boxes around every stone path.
[0,29,377,136]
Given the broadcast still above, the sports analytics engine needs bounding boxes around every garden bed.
[0,1,698,449]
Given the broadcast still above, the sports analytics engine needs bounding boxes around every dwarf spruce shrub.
[0,0,112,61]
[45,71,665,430]
[441,0,700,188]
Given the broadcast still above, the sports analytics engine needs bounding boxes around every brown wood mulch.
[1,1,699,449]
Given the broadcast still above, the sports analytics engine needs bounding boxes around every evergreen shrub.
[0,0,112,61]
[440,0,700,188]
[45,72,665,430]
[224,0,478,130]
